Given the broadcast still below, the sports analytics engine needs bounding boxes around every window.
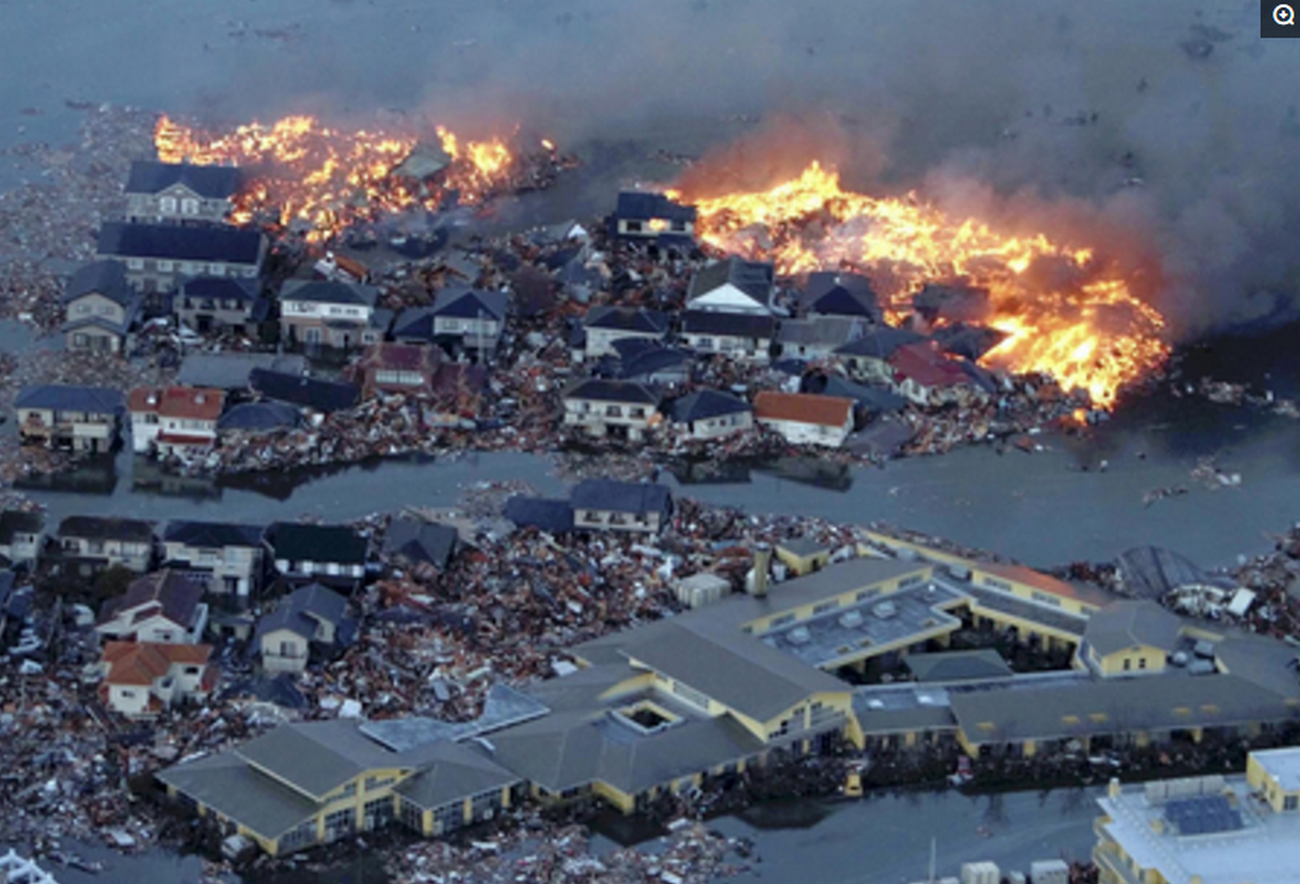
[158,260,173,272]
[181,198,199,215]
[983,577,1012,591]
[159,196,177,213]
[630,407,645,418]
[398,798,424,832]
[1123,659,1131,671]
[303,327,322,344]
[324,808,355,841]
[363,796,394,830]
[672,220,687,231]
[812,600,839,615]
[1030,591,1062,608]
[432,803,464,835]
[1138,658,1147,670]
[365,775,395,792]
[72,333,88,348]
[1285,795,1298,811]
[279,819,318,852]
[184,665,199,675]
[856,588,881,602]
[625,220,643,232]
[120,689,136,698]
[127,258,144,270]
[899,574,925,588]
[606,405,623,417]
[770,613,796,629]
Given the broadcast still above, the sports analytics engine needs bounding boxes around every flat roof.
[1098,774,1300,884]
[1253,747,1300,792]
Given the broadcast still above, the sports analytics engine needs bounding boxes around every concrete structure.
[686,257,776,315]
[581,306,669,359]
[176,276,261,334]
[1095,753,1300,884]
[99,640,215,718]
[753,391,855,448]
[279,280,381,351]
[255,583,355,673]
[128,386,225,456]
[60,260,140,354]
[675,572,731,609]
[96,222,265,293]
[561,379,662,441]
[96,569,209,644]
[570,479,672,534]
[55,516,154,575]
[612,191,696,245]
[0,510,44,568]
[266,522,367,587]
[124,160,240,225]
[667,389,753,440]
[15,385,123,454]
[161,521,266,598]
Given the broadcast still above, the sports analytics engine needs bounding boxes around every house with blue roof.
[125,160,241,226]
[60,260,142,354]
[96,221,266,294]
[612,191,696,245]
[15,385,124,453]
[430,288,509,355]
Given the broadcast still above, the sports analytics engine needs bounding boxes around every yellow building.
[1095,752,1300,884]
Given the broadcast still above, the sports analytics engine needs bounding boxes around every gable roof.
[163,520,264,548]
[125,160,240,198]
[249,369,360,413]
[570,479,672,517]
[15,385,124,414]
[127,386,225,421]
[905,649,1014,683]
[235,719,398,799]
[98,222,264,265]
[0,510,43,544]
[620,346,690,381]
[393,741,520,810]
[255,582,351,643]
[668,389,752,423]
[430,288,509,321]
[681,310,776,338]
[687,257,775,305]
[268,522,368,566]
[99,569,204,628]
[57,515,153,542]
[280,279,378,308]
[503,496,575,533]
[834,327,926,359]
[584,306,669,334]
[179,276,259,303]
[562,378,661,405]
[805,375,907,413]
[753,391,854,428]
[62,260,134,306]
[776,315,864,347]
[383,518,458,569]
[888,341,971,389]
[391,307,436,340]
[1083,600,1183,658]
[803,271,881,319]
[101,640,212,686]
[615,191,696,223]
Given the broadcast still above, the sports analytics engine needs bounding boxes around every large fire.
[154,114,529,241]
[672,162,1169,407]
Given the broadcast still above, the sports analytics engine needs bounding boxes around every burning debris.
[670,161,1170,408]
[154,114,574,242]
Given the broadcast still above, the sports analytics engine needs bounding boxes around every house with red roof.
[350,342,440,397]
[98,640,217,718]
[886,341,974,406]
[128,385,225,457]
[753,391,855,448]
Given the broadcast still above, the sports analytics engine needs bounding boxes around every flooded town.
[3,3,1300,884]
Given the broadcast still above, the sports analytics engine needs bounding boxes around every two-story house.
[430,288,509,355]
[680,311,776,362]
[176,276,261,335]
[98,640,216,718]
[96,569,209,644]
[15,385,124,454]
[0,510,43,569]
[886,340,976,406]
[96,222,266,294]
[832,328,926,384]
[128,386,226,457]
[278,280,382,351]
[124,160,240,226]
[161,520,267,598]
[686,257,777,315]
[611,191,696,245]
[775,316,868,361]
[266,522,368,588]
[570,479,673,534]
[802,271,882,322]
[753,391,856,448]
[561,378,662,441]
[581,306,669,359]
[254,583,356,673]
[56,516,155,575]
[60,260,142,354]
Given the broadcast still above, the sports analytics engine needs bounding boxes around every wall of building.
[755,416,850,448]
[260,628,310,672]
[1096,645,1168,677]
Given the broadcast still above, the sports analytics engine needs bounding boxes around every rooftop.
[688,257,775,304]
[98,222,264,264]
[126,160,240,198]
[127,386,225,421]
[1097,769,1300,884]
[753,390,854,428]
[281,279,378,307]
[615,191,697,222]
[1255,747,1300,792]
[15,385,124,414]
[62,260,133,306]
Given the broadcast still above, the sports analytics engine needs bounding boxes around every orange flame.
[671,162,1169,407]
[154,114,519,242]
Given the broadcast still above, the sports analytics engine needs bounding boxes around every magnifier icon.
[1276,3,1296,25]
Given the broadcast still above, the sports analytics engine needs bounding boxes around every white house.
[279,279,381,350]
[686,257,777,315]
[752,390,855,448]
[124,160,240,226]
[431,288,509,353]
[128,386,225,457]
[667,389,754,440]
[98,641,215,719]
[0,510,44,567]
[161,520,266,598]
[581,306,669,359]
[267,522,368,587]
[680,311,776,363]
[96,570,209,644]
[561,379,662,441]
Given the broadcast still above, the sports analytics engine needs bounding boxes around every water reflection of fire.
[154,114,550,243]
[671,161,1169,408]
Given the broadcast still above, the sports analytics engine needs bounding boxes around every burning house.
[612,191,696,245]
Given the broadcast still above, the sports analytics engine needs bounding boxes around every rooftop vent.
[787,626,812,646]
[838,609,864,629]
[872,600,898,620]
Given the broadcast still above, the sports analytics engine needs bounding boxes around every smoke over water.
[41,0,1296,339]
